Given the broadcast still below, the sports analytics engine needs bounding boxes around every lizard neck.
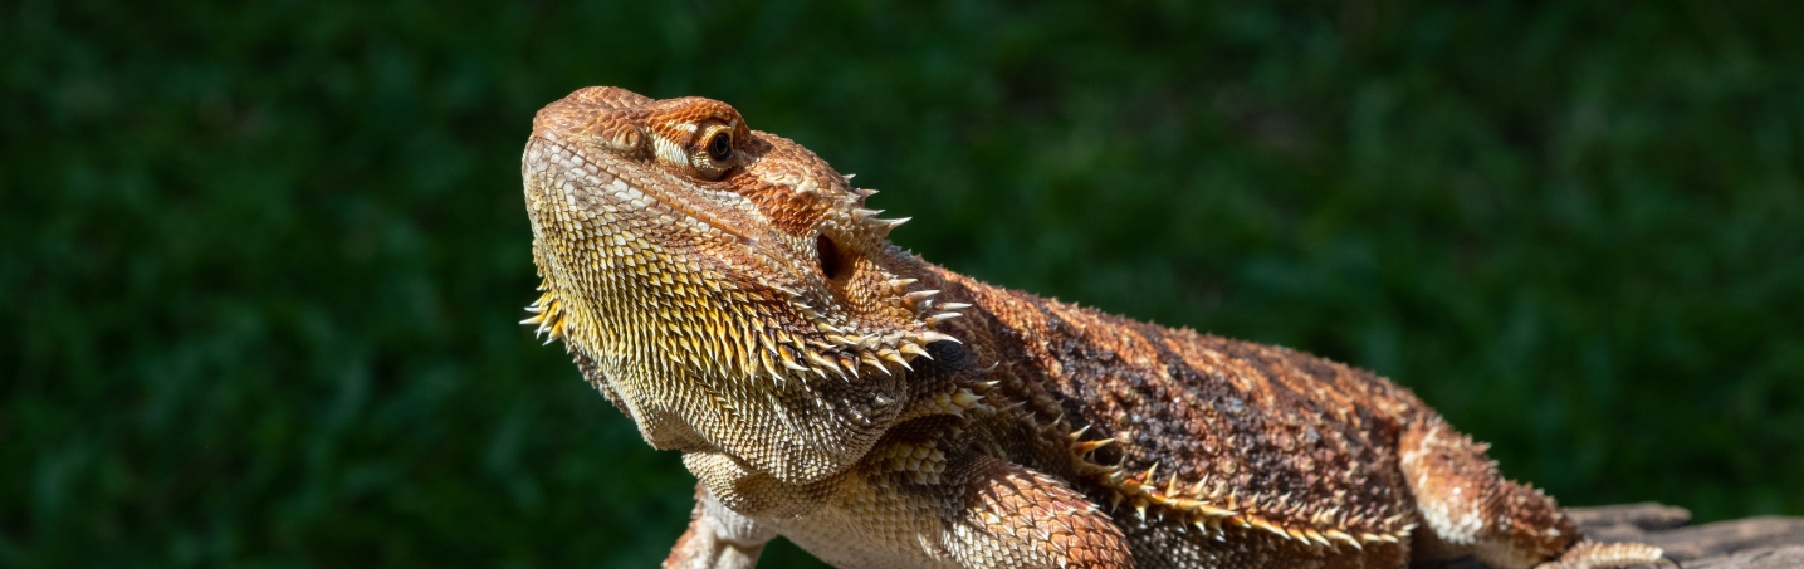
[900,260,1091,428]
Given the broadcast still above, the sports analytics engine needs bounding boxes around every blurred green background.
[5,1,1801,567]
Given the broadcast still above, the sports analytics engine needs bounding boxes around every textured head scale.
[520,87,959,506]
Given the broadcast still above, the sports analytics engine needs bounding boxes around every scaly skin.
[520,86,1670,569]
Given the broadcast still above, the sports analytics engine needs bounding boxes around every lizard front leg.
[944,454,1133,568]
[664,484,776,569]
[782,446,1133,568]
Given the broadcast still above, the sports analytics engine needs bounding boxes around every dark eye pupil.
[707,132,732,161]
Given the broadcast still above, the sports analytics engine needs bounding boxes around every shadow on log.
[1422,504,1804,568]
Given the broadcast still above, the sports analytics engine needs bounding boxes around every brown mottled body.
[520,87,1668,568]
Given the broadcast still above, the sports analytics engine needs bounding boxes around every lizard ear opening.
[816,233,849,281]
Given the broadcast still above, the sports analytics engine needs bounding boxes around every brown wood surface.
[1424,504,1804,568]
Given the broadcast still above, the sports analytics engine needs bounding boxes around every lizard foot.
[1534,540,1677,569]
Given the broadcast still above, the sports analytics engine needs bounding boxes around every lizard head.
[520,86,960,511]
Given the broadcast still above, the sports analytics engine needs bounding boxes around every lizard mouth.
[526,135,760,248]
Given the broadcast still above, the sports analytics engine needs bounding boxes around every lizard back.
[908,265,1429,565]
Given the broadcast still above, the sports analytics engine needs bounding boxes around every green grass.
[4,1,1800,567]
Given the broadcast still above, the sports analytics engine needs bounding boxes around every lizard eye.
[690,122,737,180]
[707,131,732,162]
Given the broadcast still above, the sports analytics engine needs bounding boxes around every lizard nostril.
[816,234,848,281]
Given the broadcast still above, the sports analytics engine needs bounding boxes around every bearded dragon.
[519,86,1672,569]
